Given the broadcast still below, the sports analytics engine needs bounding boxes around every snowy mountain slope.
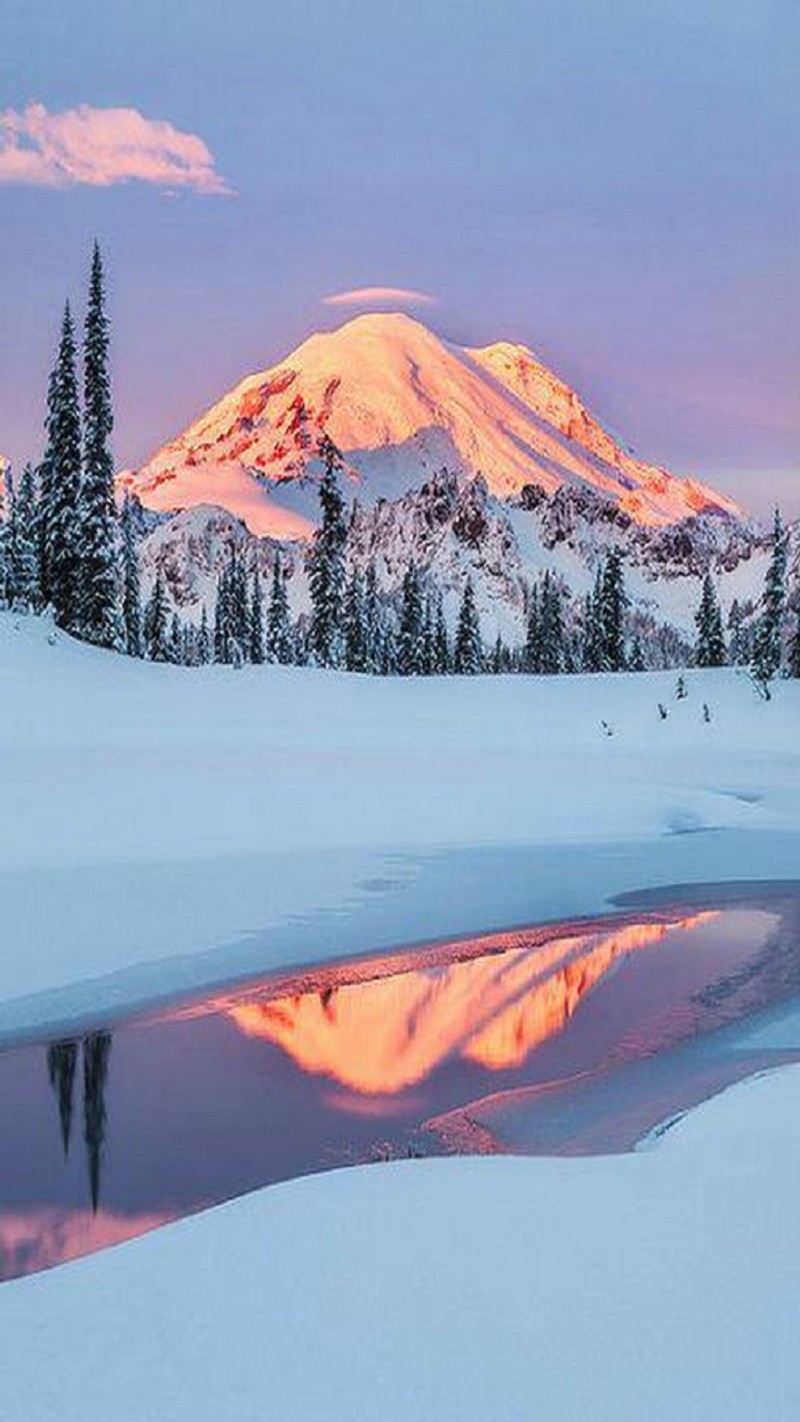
[138,472,777,645]
[122,313,741,533]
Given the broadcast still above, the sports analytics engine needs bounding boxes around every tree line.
[1,250,798,687]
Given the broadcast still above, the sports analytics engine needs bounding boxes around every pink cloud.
[0,103,231,194]
[323,286,437,308]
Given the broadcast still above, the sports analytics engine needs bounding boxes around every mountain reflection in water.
[1,896,798,1284]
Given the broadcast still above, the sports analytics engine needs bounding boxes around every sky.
[1,0,798,518]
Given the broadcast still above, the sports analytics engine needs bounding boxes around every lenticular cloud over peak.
[0,103,231,194]
[323,286,437,308]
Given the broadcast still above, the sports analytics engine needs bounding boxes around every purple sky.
[1,0,798,517]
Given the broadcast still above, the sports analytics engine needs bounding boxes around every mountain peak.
[122,313,741,536]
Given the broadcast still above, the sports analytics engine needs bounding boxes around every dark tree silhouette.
[83,1031,113,1212]
[46,1039,79,1156]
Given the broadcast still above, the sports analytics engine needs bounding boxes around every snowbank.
[3,1065,799,1420]
[1,609,799,1034]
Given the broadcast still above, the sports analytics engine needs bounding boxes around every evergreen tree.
[752,509,788,689]
[249,565,265,664]
[694,573,726,667]
[581,569,605,672]
[788,605,800,679]
[454,577,482,673]
[397,562,426,674]
[197,604,211,664]
[77,244,121,649]
[41,304,82,629]
[363,561,384,673]
[491,634,506,674]
[599,549,628,671]
[728,598,749,665]
[120,494,142,657]
[5,466,41,610]
[214,547,249,663]
[344,568,368,671]
[167,611,184,664]
[539,572,564,674]
[143,569,169,661]
[308,437,347,666]
[266,550,293,664]
[0,470,10,605]
[525,583,543,672]
[629,633,647,672]
[433,593,450,674]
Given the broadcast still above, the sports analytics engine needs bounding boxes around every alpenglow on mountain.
[122,312,741,536]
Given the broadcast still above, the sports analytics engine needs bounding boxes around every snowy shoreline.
[4,1065,800,1420]
[2,610,799,1037]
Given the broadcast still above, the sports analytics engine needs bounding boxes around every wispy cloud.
[0,103,231,194]
[323,286,437,309]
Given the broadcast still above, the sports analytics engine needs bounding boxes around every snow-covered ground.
[1,608,799,1037]
[3,1065,800,1420]
[3,609,800,1416]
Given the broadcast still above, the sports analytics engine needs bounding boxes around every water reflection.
[0,894,798,1284]
[46,1033,112,1212]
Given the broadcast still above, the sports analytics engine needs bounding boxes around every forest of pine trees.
[1,250,797,684]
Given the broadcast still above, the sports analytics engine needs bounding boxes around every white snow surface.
[3,610,800,1418]
[3,1065,800,1420]
[1,608,799,1037]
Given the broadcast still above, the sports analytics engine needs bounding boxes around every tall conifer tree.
[266,550,293,663]
[308,437,347,666]
[694,573,726,667]
[120,494,142,657]
[752,509,788,688]
[77,244,121,648]
[398,562,426,674]
[42,304,82,629]
[249,565,266,664]
[454,577,482,673]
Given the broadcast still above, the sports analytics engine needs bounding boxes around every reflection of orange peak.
[228,914,713,1096]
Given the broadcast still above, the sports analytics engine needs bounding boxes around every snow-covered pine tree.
[433,592,450,674]
[197,604,211,665]
[167,611,184,665]
[363,560,384,673]
[539,571,564,674]
[454,577,482,673]
[398,562,426,675]
[77,244,122,649]
[600,549,628,671]
[266,550,293,664]
[143,569,169,661]
[120,494,142,657]
[41,304,82,630]
[5,466,41,610]
[751,509,788,690]
[249,564,265,664]
[215,546,249,663]
[694,572,726,667]
[629,633,647,672]
[728,598,749,665]
[525,582,543,673]
[581,569,605,672]
[308,436,347,667]
[344,568,368,672]
[788,604,800,679]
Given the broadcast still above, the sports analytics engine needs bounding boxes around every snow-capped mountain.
[122,312,741,534]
